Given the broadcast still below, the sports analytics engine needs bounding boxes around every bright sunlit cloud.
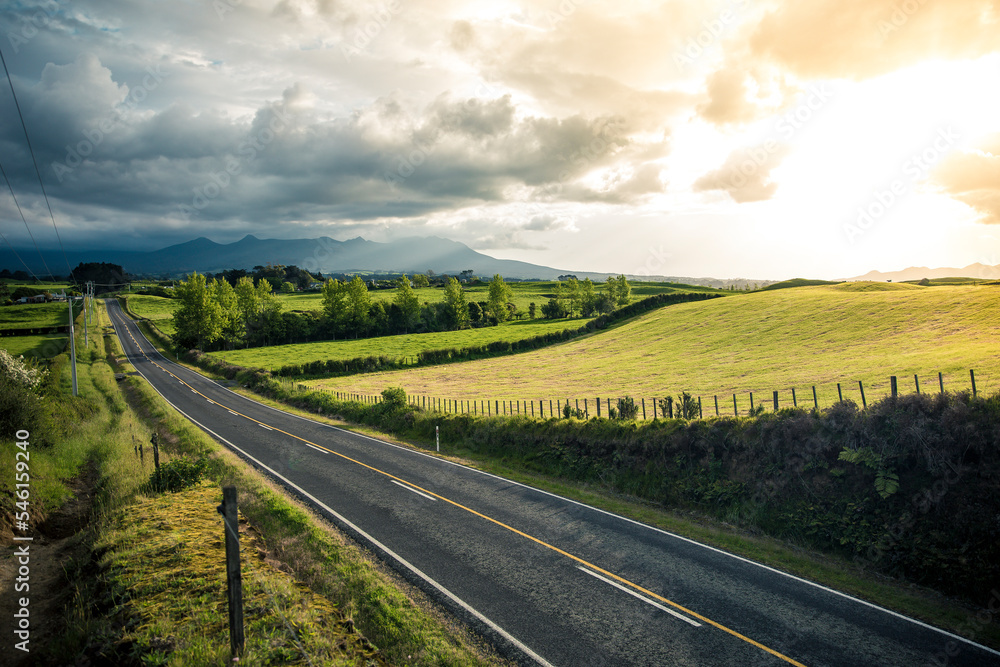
[0,0,998,279]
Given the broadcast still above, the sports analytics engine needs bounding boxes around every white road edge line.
[391,479,437,501]
[107,302,1000,660]
[111,355,554,667]
[577,567,702,628]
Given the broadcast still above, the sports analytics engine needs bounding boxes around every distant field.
[0,334,68,358]
[306,283,1000,412]
[212,317,598,371]
[277,279,666,314]
[125,294,178,336]
[0,302,69,329]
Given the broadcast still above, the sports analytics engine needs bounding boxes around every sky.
[1,0,999,280]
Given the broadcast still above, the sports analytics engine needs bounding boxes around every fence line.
[295,370,987,421]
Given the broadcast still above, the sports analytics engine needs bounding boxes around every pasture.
[305,283,1000,411]
[212,316,596,370]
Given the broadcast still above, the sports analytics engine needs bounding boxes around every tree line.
[172,272,530,351]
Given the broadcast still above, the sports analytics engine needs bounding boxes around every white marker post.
[435,425,439,452]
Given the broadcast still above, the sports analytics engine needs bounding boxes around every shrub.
[381,387,408,409]
[150,456,210,493]
[617,396,639,420]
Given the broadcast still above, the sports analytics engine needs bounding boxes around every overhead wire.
[0,158,56,281]
[0,45,76,283]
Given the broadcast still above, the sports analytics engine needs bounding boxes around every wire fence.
[292,369,987,420]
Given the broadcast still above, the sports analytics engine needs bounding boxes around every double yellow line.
[115,306,808,666]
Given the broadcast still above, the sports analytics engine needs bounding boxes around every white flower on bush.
[0,349,46,390]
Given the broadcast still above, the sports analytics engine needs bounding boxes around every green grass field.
[0,302,71,358]
[0,302,69,329]
[305,283,1000,412]
[125,294,178,336]
[212,316,596,370]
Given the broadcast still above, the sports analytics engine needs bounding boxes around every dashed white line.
[578,567,702,628]
[259,423,274,431]
[228,410,239,416]
[305,443,328,454]
[391,480,437,501]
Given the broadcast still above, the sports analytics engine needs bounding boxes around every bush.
[150,456,210,493]
[381,387,408,409]
[617,396,639,420]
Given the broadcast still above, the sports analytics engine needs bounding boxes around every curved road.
[106,299,1000,667]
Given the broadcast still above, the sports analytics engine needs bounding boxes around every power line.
[0,157,56,280]
[0,45,76,283]
[0,228,43,283]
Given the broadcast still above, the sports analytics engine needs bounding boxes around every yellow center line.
[117,312,807,667]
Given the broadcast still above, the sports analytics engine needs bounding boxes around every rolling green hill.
[306,284,1000,411]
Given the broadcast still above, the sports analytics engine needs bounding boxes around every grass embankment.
[306,283,1000,410]
[0,302,500,666]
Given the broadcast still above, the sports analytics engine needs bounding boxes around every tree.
[606,275,631,308]
[280,281,296,293]
[321,278,346,335]
[412,273,430,288]
[210,278,243,349]
[486,274,513,323]
[442,276,470,329]
[344,276,372,336]
[394,275,420,332]
[528,302,537,319]
[468,301,483,324]
[541,298,568,319]
[173,272,223,349]
[565,276,581,316]
[579,278,597,316]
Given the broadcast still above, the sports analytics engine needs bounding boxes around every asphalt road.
[106,299,1000,667]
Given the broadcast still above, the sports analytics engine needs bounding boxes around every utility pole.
[68,296,78,396]
[84,282,89,347]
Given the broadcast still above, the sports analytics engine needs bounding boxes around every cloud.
[693,142,791,203]
[932,134,1000,224]
[748,0,1000,80]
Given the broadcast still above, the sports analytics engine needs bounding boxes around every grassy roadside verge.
[120,298,1000,652]
[3,302,501,666]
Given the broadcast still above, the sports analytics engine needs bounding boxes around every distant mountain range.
[848,263,1000,282]
[0,234,766,288]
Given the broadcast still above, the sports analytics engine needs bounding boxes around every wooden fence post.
[773,391,778,411]
[698,397,702,419]
[890,376,897,398]
[749,392,754,412]
[858,380,866,408]
[812,386,818,410]
[642,398,646,420]
[837,383,843,402]
[151,433,160,487]
[791,388,797,407]
[217,486,245,658]
[596,397,601,417]
[939,372,944,394]
[733,394,737,416]
[971,369,977,396]
[714,395,719,417]
[914,374,920,394]
[584,398,588,417]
